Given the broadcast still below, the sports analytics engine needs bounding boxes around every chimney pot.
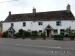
[9,11,11,15]
[33,7,36,13]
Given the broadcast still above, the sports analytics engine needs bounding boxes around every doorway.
[45,25,52,37]
[46,29,51,37]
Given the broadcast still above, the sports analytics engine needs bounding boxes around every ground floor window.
[39,30,42,32]
[60,29,65,35]
[60,29,65,32]
[53,29,58,34]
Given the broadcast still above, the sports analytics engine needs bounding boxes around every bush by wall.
[24,31,31,37]
[30,31,39,40]
[22,31,31,39]
[68,33,75,40]
[52,35,64,40]
[2,31,9,38]
[41,32,46,40]
[14,29,32,39]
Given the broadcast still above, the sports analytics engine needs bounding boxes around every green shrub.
[22,31,31,39]
[2,31,9,38]
[69,33,75,40]
[52,35,58,40]
[31,31,39,40]
[41,32,46,40]
[14,29,25,38]
[14,29,32,39]
[53,35,64,40]
[60,32,64,36]
[14,33,20,39]
[69,36,75,40]
[31,31,38,36]
[18,29,24,37]
[24,31,31,37]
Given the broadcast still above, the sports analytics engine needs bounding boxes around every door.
[46,29,51,37]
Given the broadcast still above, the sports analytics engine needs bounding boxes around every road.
[0,38,75,56]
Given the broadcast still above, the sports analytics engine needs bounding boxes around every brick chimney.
[66,4,71,11]
[9,11,11,15]
[33,7,36,13]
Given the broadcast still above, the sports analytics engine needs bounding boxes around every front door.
[46,29,51,37]
[8,31,13,37]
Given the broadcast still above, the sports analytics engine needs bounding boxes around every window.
[23,22,26,26]
[11,23,14,27]
[60,29,65,33]
[56,21,61,26]
[38,22,42,25]
[53,29,58,34]
[39,30,42,32]
[60,29,65,34]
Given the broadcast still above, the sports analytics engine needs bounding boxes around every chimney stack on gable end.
[9,11,11,15]
[66,4,71,11]
[33,7,36,13]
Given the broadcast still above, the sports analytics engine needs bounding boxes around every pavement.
[0,38,75,56]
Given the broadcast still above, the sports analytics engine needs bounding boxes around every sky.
[0,0,75,21]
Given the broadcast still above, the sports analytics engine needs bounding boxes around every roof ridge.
[4,10,74,22]
[11,10,68,15]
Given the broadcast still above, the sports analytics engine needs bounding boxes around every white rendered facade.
[3,20,75,35]
[3,4,75,37]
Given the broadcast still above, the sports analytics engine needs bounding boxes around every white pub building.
[2,4,75,37]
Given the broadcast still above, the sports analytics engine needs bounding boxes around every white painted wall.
[2,20,75,34]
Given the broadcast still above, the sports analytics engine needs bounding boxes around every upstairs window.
[11,23,14,27]
[23,22,26,26]
[38,22,43,25]
[56,21,61,26]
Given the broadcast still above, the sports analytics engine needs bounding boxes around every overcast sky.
[0,0,75,21]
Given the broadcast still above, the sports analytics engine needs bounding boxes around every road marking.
[15,44,62,50]
[64,50,68,54]
[51,51,54,53]
[51,51,57,54]
[23,45,61,48]
[15,44,21,46]
[55,51,56,53]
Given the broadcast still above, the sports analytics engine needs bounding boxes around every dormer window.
[23,22,26,26]
[56,21,61,26]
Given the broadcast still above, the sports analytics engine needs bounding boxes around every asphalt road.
[0,38,75,56]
